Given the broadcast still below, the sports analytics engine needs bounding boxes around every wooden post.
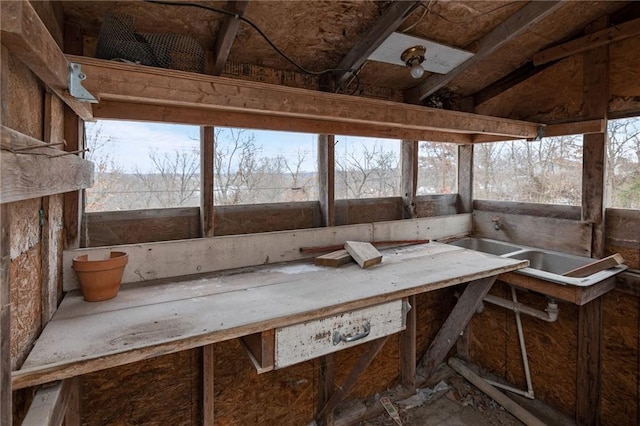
[317,134,335,226]
[64,377,81,426]
[577,298,603,426]
[419,276,496,379]
[317,354,335,425]
[203,344,215,425]
[457,144,474,214]
[62,106,84,249]
[0,203,11,426]
[401,295,417,390]
[577,16,608,426]
[401,140,418,219]
[200,126,215,237]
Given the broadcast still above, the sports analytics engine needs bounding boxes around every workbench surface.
[13,242,527,389]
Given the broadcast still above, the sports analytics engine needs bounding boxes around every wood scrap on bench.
[314,249,353,267]
[563,253,625,278]
[345,241,382,269]
[300,239,429,254]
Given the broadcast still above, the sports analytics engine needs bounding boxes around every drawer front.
[274,299,407,369]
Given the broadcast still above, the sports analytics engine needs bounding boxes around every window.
[85,120,200,212]
[213,128,317,205]
[474,136,583,205]
[335,136,401,199]
[417,142,457,195]
[606,118,640,209]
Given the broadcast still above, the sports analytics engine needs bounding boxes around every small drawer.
[274,299,408,369]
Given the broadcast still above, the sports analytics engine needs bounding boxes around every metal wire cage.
[96,11,205,73]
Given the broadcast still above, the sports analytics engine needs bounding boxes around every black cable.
[143,0,357,78]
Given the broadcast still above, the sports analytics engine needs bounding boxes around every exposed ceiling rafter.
[210,0,250,76]
[407,1,564,103]
[332,0,421,88]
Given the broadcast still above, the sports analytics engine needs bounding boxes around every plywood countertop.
[12,242,527,389]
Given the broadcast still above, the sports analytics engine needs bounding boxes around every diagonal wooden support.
[316,336,389,425]
[210,1,249,75]
[419,276,497,379]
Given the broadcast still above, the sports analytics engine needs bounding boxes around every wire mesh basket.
[96,11,205,73]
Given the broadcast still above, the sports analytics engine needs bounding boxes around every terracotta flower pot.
[72,251,128,302]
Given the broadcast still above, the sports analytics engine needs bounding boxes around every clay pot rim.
[72,251,128,272]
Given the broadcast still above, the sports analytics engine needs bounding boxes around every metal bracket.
[68,62,98,103]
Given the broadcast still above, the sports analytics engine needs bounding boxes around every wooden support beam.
[316,336,389,424]
[401,295,417,391]
[62,107,84,249]
[63,377,81,426]
[317,354,335,425]
[22,379,77,426]
[71,55,542,139]
[332,1,421,87]
[472,119,606,143]
[1,127,94,204]
[577,298,603,426]
[408,1,563,102]
[0,1,92,120]
[0,203,10,426]
[472,61,553,107]
[200,126,215,237]
[401,140,418,219]
[533,17,640,66]
[318,134,335,226]
[419,276,496,379]
[210,1,249,75]
[456,145,473,213]
[203,344,215,426]
[94,100,474,144]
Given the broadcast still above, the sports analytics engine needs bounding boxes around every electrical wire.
[143,0,357,79]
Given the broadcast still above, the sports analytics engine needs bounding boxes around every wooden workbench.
[12,242,527,390]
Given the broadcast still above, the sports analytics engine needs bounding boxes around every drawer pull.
[332,322,371,345]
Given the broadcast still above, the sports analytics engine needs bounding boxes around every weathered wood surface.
[202,344,214,426]
[564,253,625,278]
[401,140,418,219]
[577,297,603,425]
[64,214,472,291]
[315,250,352,268]
[0,204,10,426]
[14,243,526,390]
[401,295,417,390]
[200,127,215,237]
[318,134,336,227]
[0,2,92,120]
[70,55,542,139]
[1,149,94,204]
[473,210,592,256]
[474,200,581,220]
[344,241,382,268]
[21,380,74,426]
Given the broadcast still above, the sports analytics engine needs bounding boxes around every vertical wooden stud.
[401,140,418,219]
[200,126,215,237]
[401,295,417,390]
[63,377,81,426]
[318,134,335,227]
[317,354,335,426]
[457,144,474,214]
[203,344,215,426]
[577,17,608,425]
[62,106,84,249]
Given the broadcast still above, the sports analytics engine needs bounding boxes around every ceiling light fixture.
[401,45,426,79]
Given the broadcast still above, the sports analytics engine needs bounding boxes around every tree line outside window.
[84,118,640,212]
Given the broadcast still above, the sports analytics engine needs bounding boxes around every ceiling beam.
[407,1,564,103]
[210,1,250,76]
[533,17,640,66]
[472,61,553,107]
[71,55,542,139]
[332,0,421,87]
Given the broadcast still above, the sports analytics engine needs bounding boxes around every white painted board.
[275,300,405,369]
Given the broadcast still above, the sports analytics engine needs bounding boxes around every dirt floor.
[355,374,524,426]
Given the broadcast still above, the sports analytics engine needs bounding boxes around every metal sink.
[448,238,627,287]
[449,238,522,256]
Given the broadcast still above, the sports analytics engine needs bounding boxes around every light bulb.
[409,62,424,79]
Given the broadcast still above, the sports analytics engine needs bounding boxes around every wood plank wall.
[470,202,640,425]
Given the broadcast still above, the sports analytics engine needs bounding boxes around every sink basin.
[449,238,522,256]
[447,238,627,287]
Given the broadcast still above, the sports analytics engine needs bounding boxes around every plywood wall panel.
[9,244,42,370]
[81,349,200,425]
[214,339,315,425]
[601,290,639,425]
[609,35,640,116]
[3,51,44,139]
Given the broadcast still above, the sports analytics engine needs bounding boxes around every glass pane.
[474,136,583,205]
[85,120,200,212]
[335,136,401,199]
[417,142,457,195]
[606,118,640,209]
